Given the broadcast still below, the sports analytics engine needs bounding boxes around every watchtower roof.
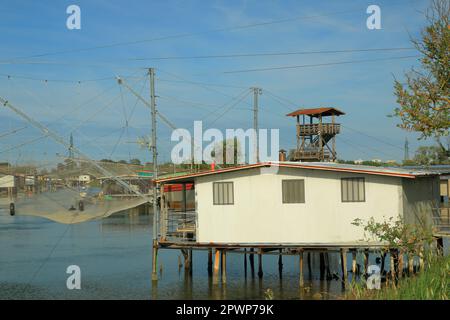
[286,107,345,118]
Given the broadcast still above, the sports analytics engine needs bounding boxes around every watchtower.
[286,107,345,162]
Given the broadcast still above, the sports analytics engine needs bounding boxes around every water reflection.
[0,206,447,300]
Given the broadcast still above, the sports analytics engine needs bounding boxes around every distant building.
[354,159,364,165]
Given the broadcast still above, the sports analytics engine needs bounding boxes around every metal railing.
[433,206,450,235]
[160,209,197,242]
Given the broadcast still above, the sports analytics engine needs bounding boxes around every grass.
[346,254,449,300]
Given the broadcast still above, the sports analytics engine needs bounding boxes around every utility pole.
[252,87,262,163]
[149,68,159,281]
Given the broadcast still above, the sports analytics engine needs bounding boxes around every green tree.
[393,0,450,155]
[413,145,450,165]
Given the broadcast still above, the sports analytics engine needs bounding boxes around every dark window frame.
[341,177,365,202]
[282,179,305,204]
[213,182,234,205]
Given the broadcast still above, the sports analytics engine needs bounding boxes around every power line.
[1,5,400,63]
[132,47,415,60]
[0,72,117,84]
[221,55,420,74]
[341,125,404,151]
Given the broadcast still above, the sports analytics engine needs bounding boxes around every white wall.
[402,176,440,227]
[195,167,404,245]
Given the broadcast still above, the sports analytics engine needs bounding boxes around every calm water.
[0,207,447,300]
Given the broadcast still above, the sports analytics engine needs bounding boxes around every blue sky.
[0,0,435,167]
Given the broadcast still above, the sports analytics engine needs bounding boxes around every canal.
[0,208,447,299]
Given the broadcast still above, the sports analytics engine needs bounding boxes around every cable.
[341,125,404,151]
[157,78,247,89]
[132,47,416,60]
[1,5,406,62]
[221,55,420,74]
[0,72,116,83]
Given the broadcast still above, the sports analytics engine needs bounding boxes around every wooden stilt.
[244,248,248,278]
[208,248,213,277]
[299,250,304,288]
[257,250,263,279]
[340,248,348,285]
[390,250,396,286]
[249,248,255,278]
[221,250,227,284]
[307,252,312,280]
[398,250,404,278]
[351,250,357,276]
[151,240,158,281]
[408,253,414,276]
[436,237,444,256]
[189,249,193,276]
[364,249,369,277]
[319,252,325,280]
[325,252,332,280]
[278,249,283,279]
[213,249,220,284]
[380,252,386,276]
[419,248,424,272]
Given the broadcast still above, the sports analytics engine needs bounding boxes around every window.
[341,178,365,202]
[213,182,234,205]
[282,179,305,203]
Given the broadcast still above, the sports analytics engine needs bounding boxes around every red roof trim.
[155,162,420,183]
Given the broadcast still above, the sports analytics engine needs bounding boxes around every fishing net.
[1,159,153,224]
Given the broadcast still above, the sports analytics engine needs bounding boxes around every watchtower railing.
[297,123,340,136]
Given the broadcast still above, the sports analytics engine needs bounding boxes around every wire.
[1,5,404,62]
[157,78,247,89]
[132,47,416,61]
[221,55,420,74]
[341,125,404,151]
[0,72,116,83]
[0,126,27,139]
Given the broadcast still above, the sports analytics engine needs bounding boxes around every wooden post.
[257,249,263,279]
[151,240,158,281]
[364,249,369,277]
[319,252,325,280]
[278,249,283,279]
[351,250,357,276]
[419,248,424,272]
[380,252,386,276]
[189,249,193,276]
[299,249,304,288]
[325,252,332,280]
[208,248,213,277]
[340,248,348,285]
[408,253,414,276]
[436,237,444,255]
[398,250,404,278]
[307,252,312,280]
[213,249,220,284]
[390,250,396,286]
[221,250,227,284]
[249,248,255,278]
[244,248,248,278]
